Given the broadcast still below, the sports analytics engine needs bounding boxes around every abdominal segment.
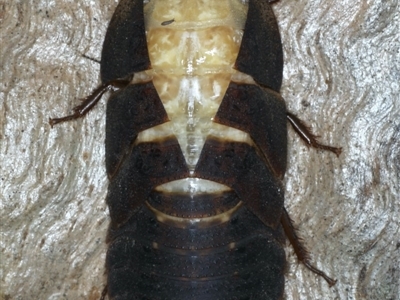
[106,194,285,300]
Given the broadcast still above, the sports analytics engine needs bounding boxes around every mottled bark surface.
[1,0,399,299]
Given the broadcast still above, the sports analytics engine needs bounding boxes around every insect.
[50,0,341,299]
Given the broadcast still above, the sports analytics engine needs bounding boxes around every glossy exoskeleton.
[50,0,341,299]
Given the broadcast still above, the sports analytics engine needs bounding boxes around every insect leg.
[49,79,130,127]
[100,284,108,300]
[286,112,342,156]
[286,112,342,157]
[281,207,337,286]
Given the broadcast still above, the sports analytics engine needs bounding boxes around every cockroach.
[50,0,341,299]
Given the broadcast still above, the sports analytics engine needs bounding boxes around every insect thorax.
[133,0,254,197]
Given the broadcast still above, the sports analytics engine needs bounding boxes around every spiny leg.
[287,112,342,157]
[281,207,337,287]
[49,79,130,127]
[100,284,108,300]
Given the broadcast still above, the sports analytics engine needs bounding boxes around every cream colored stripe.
[146,201,243,229]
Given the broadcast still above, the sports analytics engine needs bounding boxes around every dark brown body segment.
[105,82,169,177]
[100,0,150,83]
[195,139,285,229]
[147,190,240,218]
[235,0,283,91]
[106,205,285,300]
[106,138,189,230]
[215,83,287,179]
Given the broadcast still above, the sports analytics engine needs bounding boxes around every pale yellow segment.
[155,178,231,194]
[135,122,174,143]
[151,73,231,114]
[146,27,243,75]
[145,0,247,75]
[209,123,253,145]
[144,0,248,29]
[146,201,243,229]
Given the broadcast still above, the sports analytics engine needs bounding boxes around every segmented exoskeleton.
[50,0,341,299]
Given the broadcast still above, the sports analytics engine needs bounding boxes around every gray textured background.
[1,0,399,299]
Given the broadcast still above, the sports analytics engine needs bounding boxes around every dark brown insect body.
[50,0,341,299]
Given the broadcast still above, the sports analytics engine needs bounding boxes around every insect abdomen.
[106,194,285,299]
